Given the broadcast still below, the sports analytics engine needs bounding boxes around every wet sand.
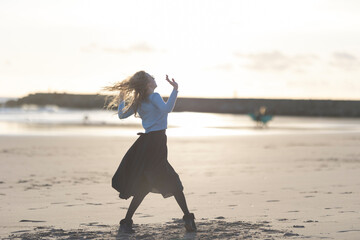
[1,131,360,239]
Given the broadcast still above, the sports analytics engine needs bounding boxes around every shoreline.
[1,122,360,138]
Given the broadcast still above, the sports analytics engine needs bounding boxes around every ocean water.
[0,106,360,136]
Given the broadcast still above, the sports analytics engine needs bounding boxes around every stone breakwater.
[3,92,360,117]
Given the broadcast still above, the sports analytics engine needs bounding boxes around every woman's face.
[146,73,157,90]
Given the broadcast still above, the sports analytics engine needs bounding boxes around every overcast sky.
[1,0,360,99]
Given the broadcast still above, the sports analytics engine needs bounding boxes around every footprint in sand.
[65,204,78,207]
[260,220,270,224]
[28,207,48,210]
[304,220,318,223]
[338,229,360,233]
[80,222,109,227]
[18,179,30,183]
[86,203,102,205]
[11,230,31,234]
[0,148,8,153]
[277,218,288,221]
[293,225,305,228]
[284,233,300,236]
[20,219,46,223]
[139,214,154,218]
[51,202,67,205]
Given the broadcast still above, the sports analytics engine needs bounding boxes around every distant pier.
[3,92,360,117]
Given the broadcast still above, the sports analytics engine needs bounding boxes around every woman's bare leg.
[125,191,149,220]
[173,191,190,215]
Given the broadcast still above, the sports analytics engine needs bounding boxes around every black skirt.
[112,129,184,199]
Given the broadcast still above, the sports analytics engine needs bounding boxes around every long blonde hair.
[103,71,150,117]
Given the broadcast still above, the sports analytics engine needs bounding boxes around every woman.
[104,71,196,233]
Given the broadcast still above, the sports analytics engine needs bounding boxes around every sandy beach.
[1,130,360,239]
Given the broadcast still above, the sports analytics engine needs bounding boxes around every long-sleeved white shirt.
[118,88,178,133]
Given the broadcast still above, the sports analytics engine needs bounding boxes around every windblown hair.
[103,71,150,117]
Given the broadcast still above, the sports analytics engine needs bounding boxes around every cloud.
[80,43,99,53]
[235,51,318,73]
[80,42,156,54]
[210,63,233,71]
[102,43,154,54]
[329,52,359,70]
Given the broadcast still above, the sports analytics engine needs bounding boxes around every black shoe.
[120,218,135,233]
[183,213,197,232]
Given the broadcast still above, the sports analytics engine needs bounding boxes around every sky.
[1,0,360,100]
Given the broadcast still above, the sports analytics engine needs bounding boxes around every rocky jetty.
[4,92,106,109]
[3,92,360,117]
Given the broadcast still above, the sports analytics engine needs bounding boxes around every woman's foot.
[183,213,197,232]
[119,218,135,233]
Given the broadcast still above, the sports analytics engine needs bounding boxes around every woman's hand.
[166,75,178,90]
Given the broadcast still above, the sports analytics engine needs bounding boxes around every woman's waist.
[141,120,168,133]
[137,129,166,136]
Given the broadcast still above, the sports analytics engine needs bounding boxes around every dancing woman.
[104,71,196,233]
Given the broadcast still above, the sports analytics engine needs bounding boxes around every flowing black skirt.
[112,129,183,199]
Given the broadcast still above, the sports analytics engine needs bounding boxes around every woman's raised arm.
[118,91,135,119]
[151,89,178,113]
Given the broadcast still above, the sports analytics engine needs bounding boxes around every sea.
[1,105,360,137]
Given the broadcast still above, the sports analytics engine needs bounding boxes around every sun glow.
[0,0,359,99]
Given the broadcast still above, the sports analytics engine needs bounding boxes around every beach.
[2,0,360,238]
[1,129,360,239]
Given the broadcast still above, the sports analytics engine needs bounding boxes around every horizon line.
[1,91,360,102]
